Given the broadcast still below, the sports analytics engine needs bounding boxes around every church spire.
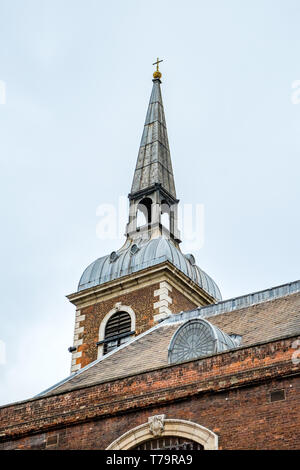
[130,63,177,201]
[126,62,181,244]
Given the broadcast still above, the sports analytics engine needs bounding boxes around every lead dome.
[78,237,222,301]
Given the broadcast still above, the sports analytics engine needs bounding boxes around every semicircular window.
[168,319,237,365]
[103,312,133,355]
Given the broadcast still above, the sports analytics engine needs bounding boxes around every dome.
[168,319,236,364]
[78,237,222,300]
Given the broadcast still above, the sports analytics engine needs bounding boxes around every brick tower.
[1,62,299,452]
[68,64,222,373]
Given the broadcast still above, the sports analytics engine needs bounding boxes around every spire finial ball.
[153,70,162,79]
[152,57,163,79]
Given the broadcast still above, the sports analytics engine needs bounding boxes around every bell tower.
[67,61,222,373]
[126,63,180,245]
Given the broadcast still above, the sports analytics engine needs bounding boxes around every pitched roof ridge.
[163,279,300,325]
[41,279,300,397]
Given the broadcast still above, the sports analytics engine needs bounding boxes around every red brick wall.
[169,287,196,314]
[77,284,158,368]
[75,283,197,369]
[0,376,298,450]
[0,336,299,450]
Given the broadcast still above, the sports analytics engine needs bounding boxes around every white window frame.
[97,303,136,358]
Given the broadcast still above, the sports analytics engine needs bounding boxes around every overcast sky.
[0,0,299,406]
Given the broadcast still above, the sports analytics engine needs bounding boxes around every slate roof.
[39,280,300,397]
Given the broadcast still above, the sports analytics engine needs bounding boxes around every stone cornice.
[66,261,216,309]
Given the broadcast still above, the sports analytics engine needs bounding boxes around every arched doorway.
[133,436,203,450]
[106,416,218,450]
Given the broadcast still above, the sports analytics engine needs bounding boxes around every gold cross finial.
[153,57,163,79]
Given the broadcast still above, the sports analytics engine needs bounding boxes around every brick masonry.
[0,335,299,450]
[71,282,197,370]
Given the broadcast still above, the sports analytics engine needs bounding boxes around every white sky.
[0,0,299,406]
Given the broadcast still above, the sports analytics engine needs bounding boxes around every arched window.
[97,305,136,358]
[137,197,152,227]
[102,311,133,355]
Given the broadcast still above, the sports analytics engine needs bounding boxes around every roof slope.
[41,282,300,397]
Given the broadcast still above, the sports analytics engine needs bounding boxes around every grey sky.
[0,0,299,406]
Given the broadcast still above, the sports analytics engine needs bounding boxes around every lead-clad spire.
[126,64,181,245]
[130,77,177,200]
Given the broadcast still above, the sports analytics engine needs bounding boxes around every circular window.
[130,244,139,255]
[184,253,196,265]
[109,251,119,262]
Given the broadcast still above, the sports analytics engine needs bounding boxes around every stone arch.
[137,197,153,227]
[97,303,136,358]
[106,416,218,450]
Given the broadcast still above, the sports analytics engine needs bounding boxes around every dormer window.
[98,311,134,355]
